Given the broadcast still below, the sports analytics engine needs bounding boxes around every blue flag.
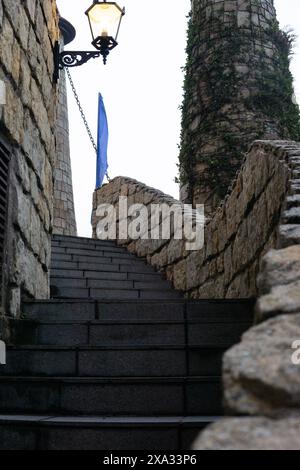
[96,93,109,189]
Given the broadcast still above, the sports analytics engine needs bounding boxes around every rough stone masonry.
[0,0,59,332]
[0,1,76,340]
[92,141,291,299]
[194,141,300,450]
[179,0,300,216]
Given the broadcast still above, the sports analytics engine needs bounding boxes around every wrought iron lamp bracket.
[53,37,118,83]
[54,42,102,82]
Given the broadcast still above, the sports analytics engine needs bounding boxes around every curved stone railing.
[92,140,293,299]
[193,140,300,449]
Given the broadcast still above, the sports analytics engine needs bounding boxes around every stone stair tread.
[50,287,183,300]
[10,316,249,348]
[0,375,223,416]
[0,413,220,426]
[50,277,172,290]
[0,416,217,449]
[14,319,186,325]
[50,270,162,280]
[52,249,141,258]
[52,245,129,254]
[1,345,226,378]
[51,262,157,274]
[13,318,251,325]
[5,344,229,351]
[0,375,221,384]
[22,299,254,322]
[52,253,148,264]
[51,260,151,269]
[52,235,121,246]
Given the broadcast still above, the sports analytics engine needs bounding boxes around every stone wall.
[0,0,59,334]
[194,141,300,450]
[92,140,291,299]
[179,0,300,216]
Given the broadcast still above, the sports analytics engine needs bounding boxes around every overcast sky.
[56,0,300,237]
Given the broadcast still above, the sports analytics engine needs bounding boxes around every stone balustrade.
[193,140,300,450]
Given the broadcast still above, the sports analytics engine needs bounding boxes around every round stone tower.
[179,0,300,215]
[53,18,77,236]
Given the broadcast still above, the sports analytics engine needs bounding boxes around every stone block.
[256,280,300,322]
[193,417,300,450]
[279,224,300,248]
[25,0,36,23]
[172,259,187,291]
[186,251,205,291]
[0,2,3,26]
[258,247,300,295]
[222,314,300,417]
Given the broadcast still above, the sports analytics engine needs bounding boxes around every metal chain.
[65,68,111,182]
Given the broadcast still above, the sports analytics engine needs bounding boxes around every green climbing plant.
[178,7,300,201]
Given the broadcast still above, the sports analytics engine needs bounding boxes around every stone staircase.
[0,235,254,450]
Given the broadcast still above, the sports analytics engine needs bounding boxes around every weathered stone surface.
[186,250,205,290]
[0,0,58,321]
[258,247,300,295]
[179,0,291,217]
[92,141,297,299]
[223,314,300,417]
[286,194,300,209]
[257,281,300,321]
[193,417,300,450]
[279,224,300,247]
[282,207,300,224]
[172,259,187,291]
[167,239,185,265]
[53,69,77,236]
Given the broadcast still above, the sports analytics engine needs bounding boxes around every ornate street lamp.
[54,0,125,82]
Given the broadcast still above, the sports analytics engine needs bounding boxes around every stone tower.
[53,19,77,236]
[179,0,300,215]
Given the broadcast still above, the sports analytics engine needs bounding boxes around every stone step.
[282,207,300,224]
[52,245,139,256]
[52,243,127,254]
[52,234,120,247]
[52,234,117,244]
[50,277,172,291]
[23,300,97,321]
[22,299,254,323]
[52,256,149,268]
[50,269,162,282]
[51,259,156,274]
[128,272,164,281]
[11,319,185,347]
[11,318,250,348]
[119,264,157,273]
[50,286,182,300]
[0,376,222,416]
[0,345,226,378]
[0,414,218,450]
[52,249,142,261]
[286,194,300,209]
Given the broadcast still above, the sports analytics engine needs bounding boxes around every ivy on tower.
[179,0,300,215]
